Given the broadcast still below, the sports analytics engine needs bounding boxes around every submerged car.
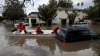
[55,27,100,42]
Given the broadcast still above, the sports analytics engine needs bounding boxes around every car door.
[67,30,91,41]
[79,30,90,40]
[67,30,82,41]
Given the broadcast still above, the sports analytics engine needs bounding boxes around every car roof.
[59,27,89,32]
[66,27,89,31]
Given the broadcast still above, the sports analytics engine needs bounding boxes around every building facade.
[28,8,90,27]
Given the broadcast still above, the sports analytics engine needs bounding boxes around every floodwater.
[0,23,100,56]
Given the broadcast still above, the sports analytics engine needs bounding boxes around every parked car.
[14,21,29,27]
[55,27,100,43]
[3,20,13,24]
[72,22,88,27]
[23,21,29,26]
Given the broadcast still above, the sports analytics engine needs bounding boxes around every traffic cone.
[63,39,66,43]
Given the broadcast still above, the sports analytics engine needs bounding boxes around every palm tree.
[77,3,80,8]
[81,2,84,9]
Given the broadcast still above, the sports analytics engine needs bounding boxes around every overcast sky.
[25,0,94,15]
[0,0,94,15]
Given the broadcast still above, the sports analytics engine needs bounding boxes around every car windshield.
[60,28,67,34]
[23,21,28,23]
[74,23,81,25]
[82,23,88,24]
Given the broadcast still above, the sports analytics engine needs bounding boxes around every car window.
[74,23,81,25]
[60,29,67,34]
[81,23,88,24]
[89,30,98,37]
[68,30,90,38]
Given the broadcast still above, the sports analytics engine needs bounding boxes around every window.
[74,23,81,25]
[53,18,57,20]
[73,11,75,13]
[83,11,84,13]
[57,29,67,38]
[89,30,98,37]
[82,23,88,24]
[60,29,67,34]
[65,10,68,13]
[68,30,90,38]
[59,18,62,19]
[65,18,68,20]
[78,18,80,20]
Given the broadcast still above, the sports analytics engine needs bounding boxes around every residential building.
[28,12,44,27]
[52,8,87,24]
[28,8,90,27]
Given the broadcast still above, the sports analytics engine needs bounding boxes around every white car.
[14,21,29,27]
[72,22,89,27]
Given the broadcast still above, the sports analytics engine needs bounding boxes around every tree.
[38,0,57,26]
[77,3,80,8]
[84,0,100,20]
[81,2,84,9]
[66,12,78,25]
[57,0,73,8]
[84,6,97,20]
[2,0,27,22]
[2,0,34,22]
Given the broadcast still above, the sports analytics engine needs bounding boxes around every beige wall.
[28,9,89,27]
[28,15,44,27]
[52,10,68,24]
[52,10,87,24]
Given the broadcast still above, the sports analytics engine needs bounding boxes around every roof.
[28,12,39,16]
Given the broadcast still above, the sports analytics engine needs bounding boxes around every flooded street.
[0,23,100,56]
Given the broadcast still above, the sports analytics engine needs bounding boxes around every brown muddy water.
[1,23,100,56]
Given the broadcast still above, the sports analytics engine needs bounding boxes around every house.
[28,8,90,27]
[28,12,44,27]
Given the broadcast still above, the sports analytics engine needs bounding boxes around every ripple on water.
[0,46,35,56]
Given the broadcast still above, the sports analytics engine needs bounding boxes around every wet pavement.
[0,23,100,56]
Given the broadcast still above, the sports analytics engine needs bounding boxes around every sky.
[25,0,94,15]
[0,0,94,15]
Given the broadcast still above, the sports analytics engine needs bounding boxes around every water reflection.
[8,35,100,56]
[35,39,56,55]
[8,36,56,56]
[57,40,100,52]
[54,40,99,56]
[23,39,52,56]
[0,23,9,49]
